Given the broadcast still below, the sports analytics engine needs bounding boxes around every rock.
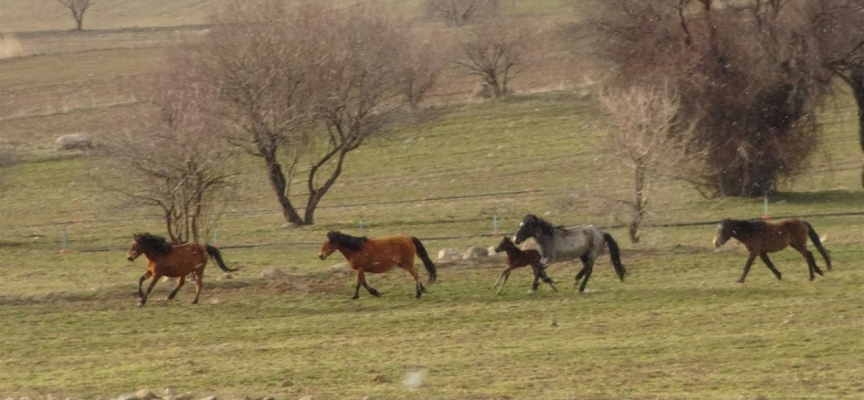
[298,396,313,400]
[216,273,232,281]
[198,396,216,400]
[54,133,93,151]
[175,393,194,400]
[436,248,460,261]
[259,267,286,278]
[135,390,158,400]
[328,263,351,274]
[163,389,174,397]
[462,246,489,260]
[116,394,139,400]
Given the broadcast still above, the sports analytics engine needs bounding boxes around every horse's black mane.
[327,231,367,252]
[133,232,173,254]
[522,214,564,236]
[723,218,767,235]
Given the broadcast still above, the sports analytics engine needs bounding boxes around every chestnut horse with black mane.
[319,231,437,299]
[713,218,831,283]
[126,233,237,306]
[492,236,557,295]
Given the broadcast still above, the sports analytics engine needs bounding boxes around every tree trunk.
[846,67,864,188]
[75,16,83,31]
[304,149,348,224]
[264,159,305,225]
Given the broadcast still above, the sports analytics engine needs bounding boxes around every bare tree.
[102,47,235,243]
[201,0,410,225]
[804,0,864,187]
[576,0,839,197]
[400,31,452,108]
[599,84,694,243]
[427,0,500,27]
[456,19,526,98]
[56,0,92,31]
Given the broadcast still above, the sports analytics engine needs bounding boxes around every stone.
[462,246,489,260]
[54,133,93,151]
[259,268,286,278]
[298,396,313,400]
[116,394,139,400]
[328,263,351,274]
[163,389,174,397]
[198,397,216,400]
[216,273,232,281]
[436,248,460,261]
[174,393,194,400]
[135,390,158,400]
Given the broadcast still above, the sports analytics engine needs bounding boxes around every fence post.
[59,225,71,254]
[492,213,501,237]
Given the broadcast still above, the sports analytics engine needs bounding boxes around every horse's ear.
[132,233,142,241]
[523,214,537,222]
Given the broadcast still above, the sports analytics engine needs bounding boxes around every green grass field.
[1,1,863,399]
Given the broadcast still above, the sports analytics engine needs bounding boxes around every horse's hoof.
[351,295,360,300]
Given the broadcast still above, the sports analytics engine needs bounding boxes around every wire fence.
[59,209,864,254]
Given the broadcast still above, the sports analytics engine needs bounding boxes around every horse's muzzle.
[126,255,135,262]
[318,254,326,260]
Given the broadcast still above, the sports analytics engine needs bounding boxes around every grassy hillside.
[1,0,863,399]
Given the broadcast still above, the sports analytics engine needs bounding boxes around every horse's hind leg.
[737,253,757,284]
[167,275,186,300]
[759,253,782,281]
[578,259,594,293]
[191,266,204,304]
[139,273,162,306]
[401,264,424,299]
[792,244,823,281]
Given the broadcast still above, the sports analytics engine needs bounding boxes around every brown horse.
[713,218,831,283]
[126,233,237,306]
[318,231,437,299]
[492,236,558,294]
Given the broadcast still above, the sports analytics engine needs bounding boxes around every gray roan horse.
[513,214,627,293]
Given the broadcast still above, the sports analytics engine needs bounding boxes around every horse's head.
[127,232,172,261]
[127,234,144,261]
[713,219,733,248]
[513,214,541,245]
[494,236,514,253]
[319,231,341,260]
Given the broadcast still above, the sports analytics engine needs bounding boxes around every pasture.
[1,0,863,399]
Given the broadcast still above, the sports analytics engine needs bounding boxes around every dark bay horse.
[492,236,556,295]
[126,233,237,306]
[513,214,626,293]
[713,218,831,283]
[318,231,437,299]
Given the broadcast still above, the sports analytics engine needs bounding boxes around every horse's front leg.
[494,268,512,294]
[138,271,153,300]
[529,260,550,294]
[361,272,382,298]
[352,270,364,299]
[139,273,162,306]
[737,253,758,284]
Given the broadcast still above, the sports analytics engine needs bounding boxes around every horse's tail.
[411,237,437,284]
[804,222,831,271]
[603,233,627,281]
[205,245,238,273]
